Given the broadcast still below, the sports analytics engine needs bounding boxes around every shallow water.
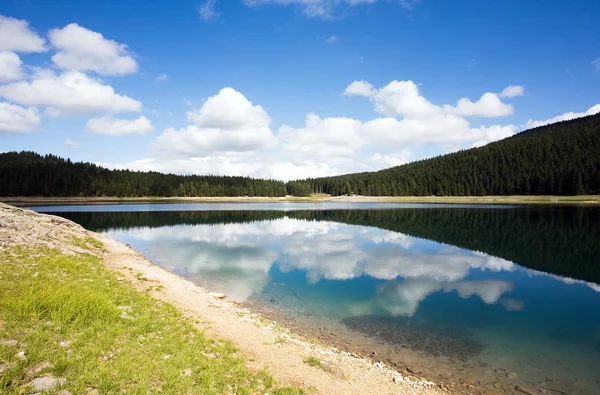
[35,204,600,394]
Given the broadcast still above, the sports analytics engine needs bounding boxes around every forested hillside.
[1,114,599,198]
[0,152,287,197]
[287,113,600,196]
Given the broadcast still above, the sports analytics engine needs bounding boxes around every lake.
[32,203,600,394]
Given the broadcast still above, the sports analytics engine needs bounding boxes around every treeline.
[0,152,287,197]
[287,113,600,196]
[60,207,600,285]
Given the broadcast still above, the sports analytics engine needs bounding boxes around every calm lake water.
[33,203,600,394]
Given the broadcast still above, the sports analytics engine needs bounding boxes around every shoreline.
[0,203,451,395]
[2,194,600,206]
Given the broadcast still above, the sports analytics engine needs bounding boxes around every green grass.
[303,356,322,369]
[0,245,303,394]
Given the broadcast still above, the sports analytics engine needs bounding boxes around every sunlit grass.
[0,245,303,394]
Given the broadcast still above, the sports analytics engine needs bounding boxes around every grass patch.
[0,245,303,394]
[303,356,322,369]
[70,235,104,251]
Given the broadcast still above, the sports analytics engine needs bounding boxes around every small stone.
[320,360,345,379]
[15,351,26,360]
[209,292,226,299]
[514,386,536,395]
[86,388,99,395]
[183,368,192,376]
[26,362,52,377]
[58,390,73,395]
[0,363,7,374]
[506,372,518,379]
[30,376,66,391]
[0,339,18,347]
[59,340,71,348]
[163,354,172,360]
[32,272,39,278]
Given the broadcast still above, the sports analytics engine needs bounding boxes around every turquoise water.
[35,204,600,394]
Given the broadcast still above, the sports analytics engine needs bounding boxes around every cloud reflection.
[105,218,522,312]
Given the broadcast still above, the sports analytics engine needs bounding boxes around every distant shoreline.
[2,195,599,206]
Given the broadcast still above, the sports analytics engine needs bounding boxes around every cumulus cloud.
[64,138,80,149]
[0,70,142,117]
[446,92,514,117]
[86,116,154,136]
[105,81,525,179]
[371,150,414,168]
[500,85,525,98]
[347,80,514,118]
[344,80,375,97]
[49,23,138,75]
[0,15,46,52]
[198,0,219,20]
[523,104,600,129]
[279,113,364,164]
[150,88,276,157]
[0,51,24,82]
[0,102,40,133]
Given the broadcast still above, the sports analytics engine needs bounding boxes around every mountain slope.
[286,113,600,196]
[0,152,287,197]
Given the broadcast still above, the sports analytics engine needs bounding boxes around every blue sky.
[1,0,599,180]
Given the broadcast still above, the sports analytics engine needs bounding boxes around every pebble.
[209,292,226,299]
[59,340,71,348]
[0,339,18,347]
[15,351,26,360]
[30,376,66,391]
[514,385,537,395]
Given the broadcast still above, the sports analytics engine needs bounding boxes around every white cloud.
[279,113,364,164]
[86,116,154,136]
[325,35,339,43]
[592,58,600,71]
[500,85,525,98]
[347,80,514,118]
[523,104,600,129]
[198,0,219,20]
[0,15,46,53]
[0,70,142,117]
[367,80,442,118]
[344,80,375,97]
[469,124,517,147]
[0,51,24,82]
[49,23,138,75]
[64,138,79,149]
[0,102,40,133]
[446,92,514,117]
[242,0,418,18]
[154,73,168,82]
[371,150,413,168]
[105,81,524,180]
[151,87,276,157]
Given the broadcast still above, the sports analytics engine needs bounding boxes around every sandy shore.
[2,194,599,206]
[0,203,454,395]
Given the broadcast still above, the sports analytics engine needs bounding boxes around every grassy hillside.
[287,113,600,196]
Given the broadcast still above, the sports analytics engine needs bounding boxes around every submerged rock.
[341,315,484,360]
